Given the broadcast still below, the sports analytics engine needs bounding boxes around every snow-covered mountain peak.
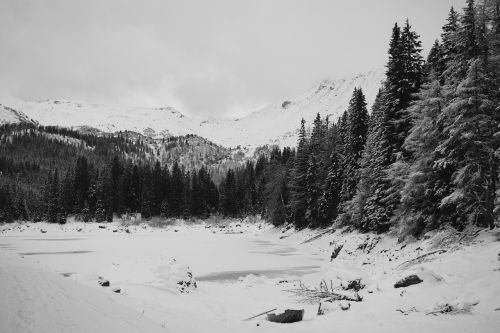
[0,69,385,148]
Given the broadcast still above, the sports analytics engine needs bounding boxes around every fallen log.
[300,228,335,244]
[396,249,447,269]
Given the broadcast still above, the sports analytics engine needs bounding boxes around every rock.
[339,301,351,311]
[112,287,121,293]
[40,229,47,233]
[98,277,110,287]
[76,228,82,232]
[125,228,131,234]
[394,275,423,288]
[330,244,343,261]
[98,225,106,229]
[174,229,179,232]
[156,261,198,293]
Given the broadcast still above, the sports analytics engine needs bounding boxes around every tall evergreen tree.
[340,88,369,204]
[349,91,394,232]
[438,58,498,229]
[289,119,310,228]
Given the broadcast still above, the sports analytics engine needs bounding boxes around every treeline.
[1,155,220,222]
[220,0,500,236]
[38,157,219,223]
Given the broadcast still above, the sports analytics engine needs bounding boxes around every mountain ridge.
[0,69,384,149]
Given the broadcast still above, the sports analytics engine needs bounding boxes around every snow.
[0,104,35,125]
[1,220,499,332]
[0,251,166,333]
[0,69,384,149]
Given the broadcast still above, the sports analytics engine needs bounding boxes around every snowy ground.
[1,219,499,333]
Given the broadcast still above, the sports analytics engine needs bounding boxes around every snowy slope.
[0,104,36,125]
[0,69,384,148]
[199,68,384,148]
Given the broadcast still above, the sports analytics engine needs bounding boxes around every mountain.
[0,69,384,149]
[0,104,36,125]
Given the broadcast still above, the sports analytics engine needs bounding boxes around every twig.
[288,280,362,304]
[396,307,417,315]
[242,308,277,321]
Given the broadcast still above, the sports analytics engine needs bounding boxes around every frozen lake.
[2,227,321,283]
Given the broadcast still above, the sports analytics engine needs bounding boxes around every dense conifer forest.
[1,0,499,238]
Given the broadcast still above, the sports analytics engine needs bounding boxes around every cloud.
[0,0,466,117]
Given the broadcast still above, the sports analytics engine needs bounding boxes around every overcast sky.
[0,0,466,118]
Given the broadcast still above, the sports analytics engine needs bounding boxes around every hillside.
[0,69,384,149]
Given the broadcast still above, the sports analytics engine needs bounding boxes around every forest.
[1,0,499,238]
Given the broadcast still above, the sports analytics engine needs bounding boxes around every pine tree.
[60,169,74,217]
[448,0,480,81]
[130,165,141,213]
[170,161,184,217]
[389,19,424,154]
[318,148,343,226]
[398,78,448,236]
[426,40,446,80]
[263,151,289,226]
[349,91,394,232]
[74,156,90,213]
[340,88,369,204]
[110,156,123,215]
[438,58,498,229]
[289,119,310,228]
[47,169,60,223]
[441,6,460,68]
[221,169,237,217]
[307,114,326,226]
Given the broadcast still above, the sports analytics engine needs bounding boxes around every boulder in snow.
[394,275,423,288]
[153,259,197,293]
[338,301,351,311]
[98,277,110,287]
[330,244,343,261]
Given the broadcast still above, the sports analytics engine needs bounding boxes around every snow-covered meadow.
[1,219,499,333]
